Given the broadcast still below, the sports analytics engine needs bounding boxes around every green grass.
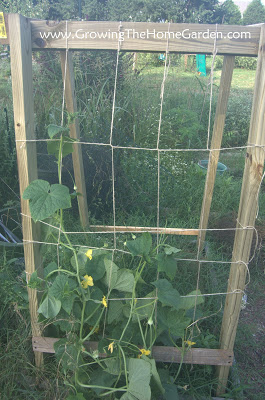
[0,51,264,399]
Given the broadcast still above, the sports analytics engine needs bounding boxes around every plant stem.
[118,344,128,388]
[81,307,105,342]
[137,314,146,349]
[119,260,146,343]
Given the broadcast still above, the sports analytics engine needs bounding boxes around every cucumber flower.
[138,348,151,358]
[102,296,108,308]
[108,341,114,354]
[81,275,94,288]
[85,249,93,260]
[184,340,196,346]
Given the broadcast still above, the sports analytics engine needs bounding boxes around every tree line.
[0,0,265,25]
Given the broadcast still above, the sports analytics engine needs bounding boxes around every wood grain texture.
[217,24,265,396]
[30,21,260,55]
[91,225,199,235]
[198,56,235,253]
[9,13,43,366]
[60,51,89,228]
[32,337,233,366]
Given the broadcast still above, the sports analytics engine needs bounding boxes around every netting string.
[155,23,171,329]
[20,214,258,234]
[17,28,264,340]
[206,23,218,150]
[191,30,218,340]
[16,138,265,153]
[103,21,123,338]
[57,20,69,269]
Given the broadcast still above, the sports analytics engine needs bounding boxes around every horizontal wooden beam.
[30,21,260,55]
[1,15,262,55]
[32,337,233,366]
[90,225,199,236]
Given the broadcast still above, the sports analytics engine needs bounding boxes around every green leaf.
[44,262,57,279]
[66,393,86,400]
[89,369,116,395]
[54,338,81,372]
[85,300,101,325]
[98,338,109,354]
[126,233,152,257]
[38,294,61,318]
[158,308,191,338]
[121,358,151,400]
[23,180,71,222]
[163,383,179,399]
[156,253,178,280]
[85,254,106,281]
[71,247,91,276]
[114,269,134,293]
[152,279,181,310]
[47,124,69,138]
[53,309,75,332]
[163,245,181,256]
[134,291,156,321]
[104,358,121,375]
[27,271,42,289]
[179,290,204,310]
[61,293,75,315]
[107,300,124,324]
[49,274,68,298]
[91,286,104,302]
[47,136,75,159]
[49,274,77,314]
[103,258,119,291]
[141,355,165,395]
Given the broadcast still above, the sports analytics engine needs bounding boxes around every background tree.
[0,0,49,18]
[243,0,265,25]
[221,0,242,24]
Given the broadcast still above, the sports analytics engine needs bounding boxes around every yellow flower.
[81,275,94,289]
[108,341,114,354]
[138,348,151,358]
[102,296,108,308]
[85,249,93,260]
[184,340,196,346]
[89,326,99,333]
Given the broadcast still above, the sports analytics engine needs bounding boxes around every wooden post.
[9,14,43,366]
[60,51,89,228]
[216,25,265,395]
[184,54,188,71]
[197,56,235,253]
[132,52,137,72]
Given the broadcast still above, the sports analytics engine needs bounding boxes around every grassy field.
[0,51,264,399]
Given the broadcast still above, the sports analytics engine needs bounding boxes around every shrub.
[235,56,257,70]
[215,55,257,70]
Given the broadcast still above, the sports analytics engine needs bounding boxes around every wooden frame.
[33,337,233,366]
[3,14,265,395]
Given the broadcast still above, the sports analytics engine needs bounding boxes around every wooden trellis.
[2,14,265,396]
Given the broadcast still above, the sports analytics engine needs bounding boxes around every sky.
[231,0,265,14]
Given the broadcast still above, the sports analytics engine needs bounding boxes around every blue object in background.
[159,53,165,61]
[196,54,206,76]
[198,160,227,174]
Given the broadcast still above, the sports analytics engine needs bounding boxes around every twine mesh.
[17,22,264,342]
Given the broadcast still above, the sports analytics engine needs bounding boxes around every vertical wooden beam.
[132,52,137,72]
[60,51,89,228]
[217,25,265,395]
[197,56,235,253]
[9,14,43,366]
